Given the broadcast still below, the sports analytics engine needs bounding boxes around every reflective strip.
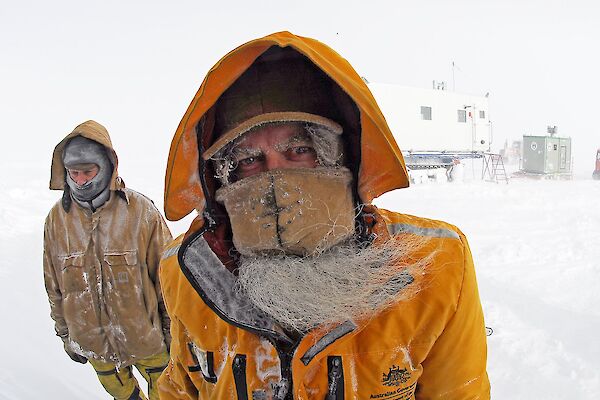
[301,321,356,365]
[162,245,181,260]
[387,223,459,240]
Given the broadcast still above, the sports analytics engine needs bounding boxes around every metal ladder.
[482,153,509,183]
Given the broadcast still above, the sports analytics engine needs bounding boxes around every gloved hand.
[63,340,88,364]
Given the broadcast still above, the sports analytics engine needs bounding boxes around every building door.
[560,146,567,170]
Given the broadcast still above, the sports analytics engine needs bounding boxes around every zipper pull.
[327,357,343,399]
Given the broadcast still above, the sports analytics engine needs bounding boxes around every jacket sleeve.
[146,209,174,345]
[416,232,490,400]
[42,217,68,340]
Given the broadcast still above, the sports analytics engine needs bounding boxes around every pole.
[452,61,455,91]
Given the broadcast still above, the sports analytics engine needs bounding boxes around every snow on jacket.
[157,32,490,399]
[43,120,172,367]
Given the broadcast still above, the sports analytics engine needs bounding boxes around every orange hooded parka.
[158,32,490,399]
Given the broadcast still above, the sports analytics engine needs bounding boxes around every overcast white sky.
[2,0,599,194]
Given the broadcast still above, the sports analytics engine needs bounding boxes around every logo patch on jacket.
[368,365,416,399]
[382,365,411,386]
[117,272,129,283]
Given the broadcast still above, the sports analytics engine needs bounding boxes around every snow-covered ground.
[377,173,600,399]
[1,159,599,399]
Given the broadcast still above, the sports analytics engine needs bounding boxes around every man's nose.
[265,153,290,171]
[74,176,88,185]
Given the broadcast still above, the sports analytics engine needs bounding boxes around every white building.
[368,83,492,168]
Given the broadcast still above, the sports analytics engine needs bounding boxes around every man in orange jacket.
[158,32,490,399]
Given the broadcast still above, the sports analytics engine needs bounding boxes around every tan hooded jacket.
[43,120,172,367]
[158,32,490,399]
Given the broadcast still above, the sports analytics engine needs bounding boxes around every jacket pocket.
[104,251,138,267]
[103,250,139,286]
[58,253,87,293]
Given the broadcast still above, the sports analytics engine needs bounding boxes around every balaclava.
[63,136,113,211]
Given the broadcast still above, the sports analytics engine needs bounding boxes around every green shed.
[522,135,571,174]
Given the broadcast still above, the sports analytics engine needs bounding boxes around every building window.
[479,110,486,119]
[457,109,466,123]
[421,106,432,120]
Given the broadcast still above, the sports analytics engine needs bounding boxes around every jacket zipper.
[273,349,293,400]
[326,356,344,400]
[232,349,294,400]
[232,354,248,399]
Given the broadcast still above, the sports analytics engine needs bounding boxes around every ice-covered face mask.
[63,136,112,204]
[215,167,355,256]
[66,168,111,202]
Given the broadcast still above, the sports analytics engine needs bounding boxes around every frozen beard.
[235,234,434,334]
[63,136,112,209]
[215,167,355,256]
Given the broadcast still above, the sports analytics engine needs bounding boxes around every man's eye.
[238,156,257,166]
[294,146,313,154]
[290,146,316,156]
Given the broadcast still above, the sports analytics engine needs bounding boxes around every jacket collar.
[179,232,294,346]
[61,187,129,213]
[179,232,364,362]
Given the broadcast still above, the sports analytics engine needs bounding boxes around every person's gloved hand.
[63,340,88,364]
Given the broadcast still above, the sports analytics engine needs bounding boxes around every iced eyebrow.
[232,147,263,159]
[273,133,313,152]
